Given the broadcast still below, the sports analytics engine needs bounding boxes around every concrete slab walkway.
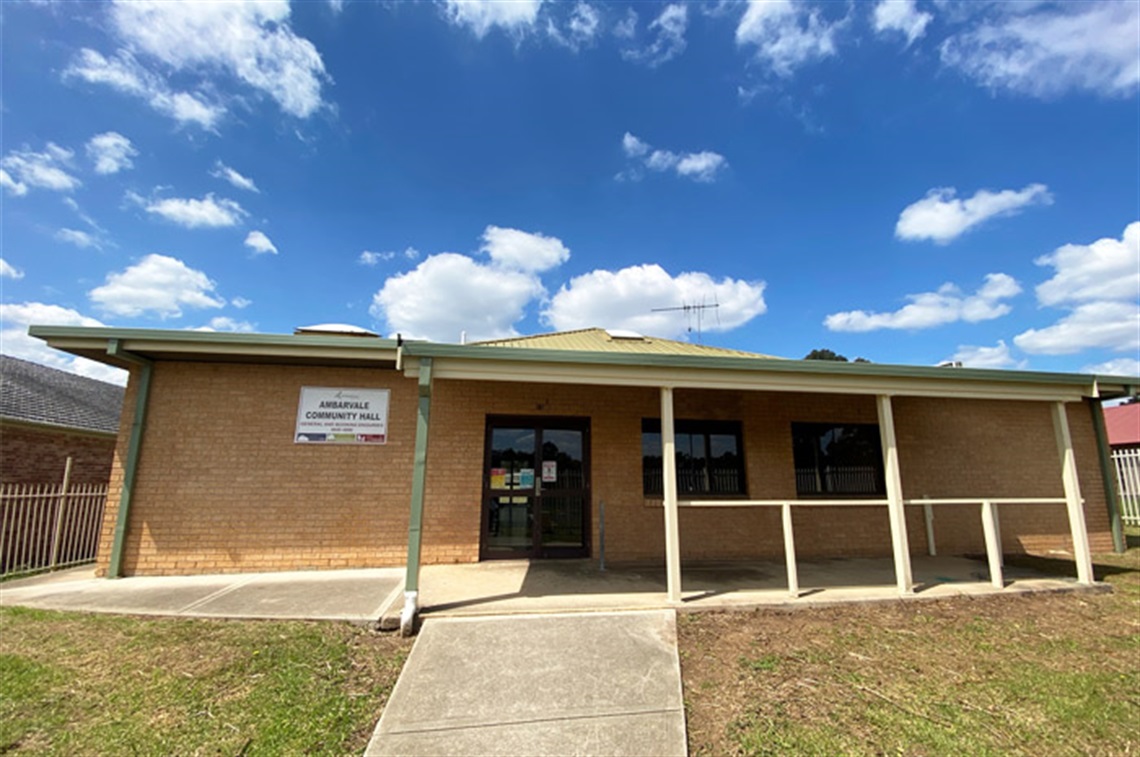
[0,566,404,623]
[366,610,686,757]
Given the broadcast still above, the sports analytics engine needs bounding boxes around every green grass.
[0,608,411,755]
[680,545,1140,756]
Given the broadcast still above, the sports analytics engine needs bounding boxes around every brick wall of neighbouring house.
[421,381,1113,564]
[0,422,117,484]
[97,361,418,576]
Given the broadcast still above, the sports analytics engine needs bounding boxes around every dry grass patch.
[0,609,412,756]
[680,545,1140,756]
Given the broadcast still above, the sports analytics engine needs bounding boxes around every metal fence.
[1113,448,1140,526]
[1,459,107,579]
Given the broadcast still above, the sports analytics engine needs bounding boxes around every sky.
[1,0,1138,386]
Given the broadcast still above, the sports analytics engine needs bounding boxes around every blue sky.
[1,0,1138,384]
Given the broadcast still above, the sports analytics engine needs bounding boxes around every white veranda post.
[876,394,914,595]
[1052,401,1094,585]
[661,386,682,603]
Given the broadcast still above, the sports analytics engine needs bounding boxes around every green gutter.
[400,357,432,635]
[1089,399,1126,553]
[106,340,154,578]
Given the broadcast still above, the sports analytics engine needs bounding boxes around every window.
[642,419,745,496]
[792,422,885,496]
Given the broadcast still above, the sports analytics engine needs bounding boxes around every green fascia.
[401,342,1137,395]
[1089,399,1126,553]
[106,340,153,578]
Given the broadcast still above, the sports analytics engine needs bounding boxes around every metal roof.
[0,354,125,434]
[471,328,781,359]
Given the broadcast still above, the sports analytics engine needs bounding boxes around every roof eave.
[29,325,402,369]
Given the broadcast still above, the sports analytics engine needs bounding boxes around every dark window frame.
[791,422,886,498]
[642,418,747,498]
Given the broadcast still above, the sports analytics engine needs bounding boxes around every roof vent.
[936,360,964,368]
[294,323,379,338]
[605,329,645,340]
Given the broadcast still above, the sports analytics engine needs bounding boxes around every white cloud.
[480,225,569,273]
[547,3,600,51]
[138,193,248,228]
[109,0,329,119]
[54,228,101,250]
[404,247,421,260]
[543,264,767,337]
[873,0,932,47]
[1081,358,1140,377]
[949,340,1024,370]
[0,259,24,279]
[89,253,226,318]
[0,302,127,385]
[0,143,80,194]
[443,0,544,39]
[736,0,845,77]
[369,226,571,341]
[621,3,688,67]
[622,132,650,158]
[64,48,224,129]
[1014,301,1140,355]
[895,183,1052,244]
[618,133,728,183]
[676,152,729,183]
[0,169,28,197]
[613,8,638,39]
[86,131,137,174]
[359,250,393,266]
[1013,223,1140,356]
[371,252,545,342]
[941,2,1140,99]
[211,161,259,193]
[825,273,1022,332]
[328,0,345,13]
[194,316,257,332]
[231,296,252,309]
[244,230,278,255]
[1033,221,1140,307]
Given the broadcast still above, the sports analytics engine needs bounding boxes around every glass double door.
[482,417,590,559]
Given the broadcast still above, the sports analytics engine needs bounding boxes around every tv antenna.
[651,298,720,342]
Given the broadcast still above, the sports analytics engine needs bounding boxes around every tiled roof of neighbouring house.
[0,355,125,434]
[1104,403,1140,447]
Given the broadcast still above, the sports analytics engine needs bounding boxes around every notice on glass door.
[542,460,557,483]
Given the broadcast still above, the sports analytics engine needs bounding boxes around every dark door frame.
[480,415,592,560]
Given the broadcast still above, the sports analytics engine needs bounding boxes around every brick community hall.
[29,324,1137,629]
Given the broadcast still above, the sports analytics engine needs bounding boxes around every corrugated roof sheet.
[1105,403,1140,447]
[471,328,781,359]
[0,355,125,434]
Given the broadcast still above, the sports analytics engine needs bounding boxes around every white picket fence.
[1,459,107,579]
[1112,448,1140,527]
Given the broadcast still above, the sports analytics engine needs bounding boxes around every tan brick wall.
[100,361,1114,576]
[0,422,116,485]
[422,383,1113,564]
[98,361,417,576]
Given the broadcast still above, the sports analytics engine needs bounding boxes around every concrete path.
[0,566,404,623]
[366,610,687,757]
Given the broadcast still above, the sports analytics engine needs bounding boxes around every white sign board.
[295,387,390,444]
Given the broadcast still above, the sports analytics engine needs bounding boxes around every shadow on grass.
[1004,552,1139,582]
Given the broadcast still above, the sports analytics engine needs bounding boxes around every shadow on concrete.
[415,554,1080,618]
